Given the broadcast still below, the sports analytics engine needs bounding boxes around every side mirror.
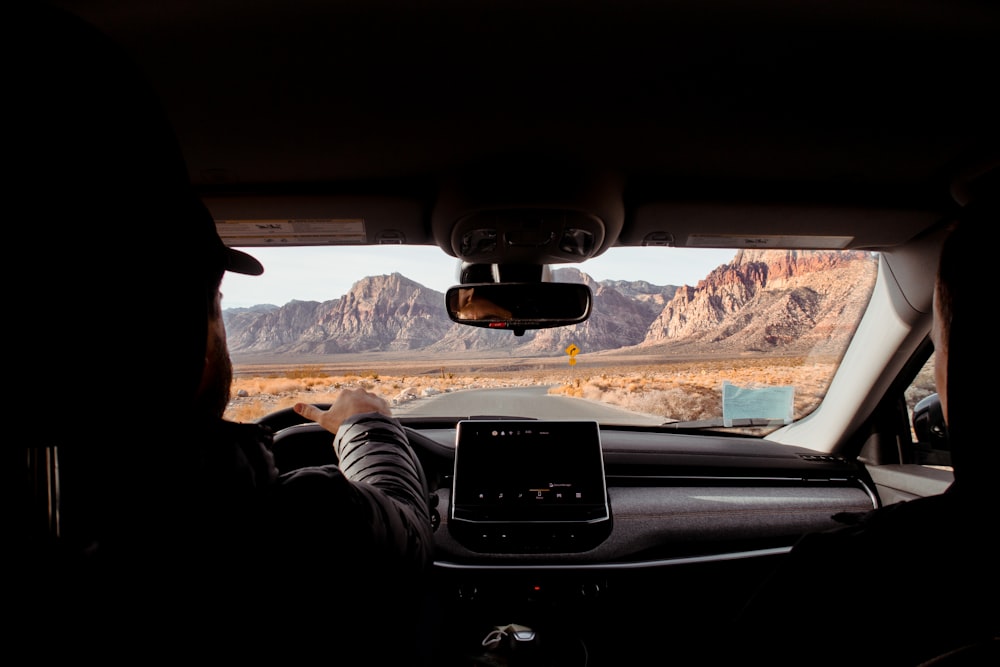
[911,393,951,466]
[445,282,593,335]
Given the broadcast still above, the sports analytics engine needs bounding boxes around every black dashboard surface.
[427,424,874,563]
[271,419,878,564]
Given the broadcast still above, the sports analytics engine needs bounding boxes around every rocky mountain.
[642,249,878,355]
[226,273,452,354]
[224,250,877,359]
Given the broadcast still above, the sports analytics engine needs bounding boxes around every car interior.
[25,1,999,665]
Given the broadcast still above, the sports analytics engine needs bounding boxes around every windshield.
[221,245,878,436]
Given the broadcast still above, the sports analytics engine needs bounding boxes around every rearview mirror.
[445,282,593,335]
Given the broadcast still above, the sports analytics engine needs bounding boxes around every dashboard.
[414,421,877,563]
[269,415,877,664]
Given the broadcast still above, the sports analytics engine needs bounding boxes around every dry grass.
[547,357,837,423]
[223,356,853,425]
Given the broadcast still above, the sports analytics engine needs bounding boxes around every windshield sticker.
[214,219,367,245]
[722,381,794,426]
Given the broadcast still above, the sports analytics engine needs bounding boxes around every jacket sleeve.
[332,411,435,568]
[267,412,435,574]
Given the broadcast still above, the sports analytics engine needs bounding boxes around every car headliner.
[46,0,999,254]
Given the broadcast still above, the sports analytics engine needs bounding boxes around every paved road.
[392,385,665,425]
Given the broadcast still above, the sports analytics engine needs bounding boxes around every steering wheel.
[254,404,452,493]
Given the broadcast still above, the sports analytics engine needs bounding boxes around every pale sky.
[220,245,738,310]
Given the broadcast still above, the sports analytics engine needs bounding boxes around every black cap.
[218,227,264,275]
[26,4,264,281]
[225,245,265,276]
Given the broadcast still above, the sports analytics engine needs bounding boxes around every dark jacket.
[267,412,434,575]
[28,413,435,662]
[264,413,437,661]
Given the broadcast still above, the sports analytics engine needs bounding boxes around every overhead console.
[431,158,625,265]
[448,420,612,553]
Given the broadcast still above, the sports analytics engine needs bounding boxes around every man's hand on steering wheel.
[293,387,393,434]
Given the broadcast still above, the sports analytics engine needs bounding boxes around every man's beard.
[196,330,233,419]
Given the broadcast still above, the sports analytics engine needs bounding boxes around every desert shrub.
[284,366,329,380]
[233,377,308,396]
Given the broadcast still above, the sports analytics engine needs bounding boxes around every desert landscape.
[224,352,874,428]
[220,250,937,431]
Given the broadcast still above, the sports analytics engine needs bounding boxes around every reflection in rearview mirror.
[446,282,593,334]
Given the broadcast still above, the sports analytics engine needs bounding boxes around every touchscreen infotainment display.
[450,419,610,524]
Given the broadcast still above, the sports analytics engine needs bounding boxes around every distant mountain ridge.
[224,250,877,359]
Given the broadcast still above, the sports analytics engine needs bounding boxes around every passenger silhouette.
[723,188,998,666]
